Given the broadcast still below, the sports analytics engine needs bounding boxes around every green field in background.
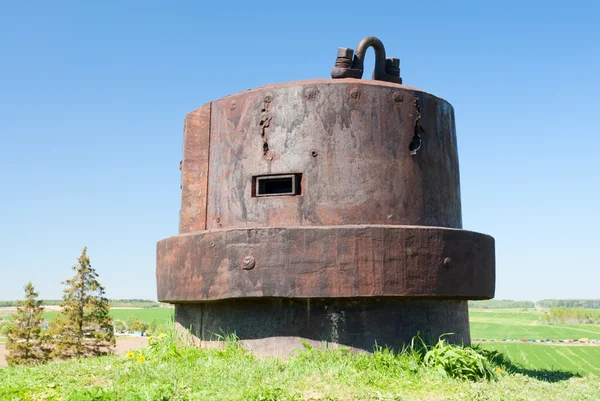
[479,342,600,376]
[471,309,600,376]
[109,307,173,323]
[469,309,600,340]
[1,307,174,324]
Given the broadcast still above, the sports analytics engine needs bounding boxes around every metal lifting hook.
[331,36,402,84]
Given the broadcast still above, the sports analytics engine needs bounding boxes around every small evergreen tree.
[50,247,115,358]
[5,282,51,365]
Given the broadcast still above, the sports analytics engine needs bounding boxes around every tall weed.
[409,334,498,381]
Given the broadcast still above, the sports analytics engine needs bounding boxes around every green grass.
[2,307,174,325]
[479,343,600,376]
[37,307,174,324]
[469,309,600,340]
[107,307,173,324]
[1,329,598,401]
[2,307,600,399]
[470,309,600,378]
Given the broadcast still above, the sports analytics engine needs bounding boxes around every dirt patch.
[0,337,148,368]
[115,337,148,353]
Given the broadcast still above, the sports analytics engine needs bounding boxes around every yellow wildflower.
[148,335,154,342]
[137,355,145,362]
[496,367,502,373]
[158,333,166,338]
[126,351,135,358]
[25,395,31,399]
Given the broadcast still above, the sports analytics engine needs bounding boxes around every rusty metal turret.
[156,36,495,355]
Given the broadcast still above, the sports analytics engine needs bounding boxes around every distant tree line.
[0,300,61,307]
[544,307,600,324]
[0,299,160,308]
[109,299,162,308]
[468,300,535,309]
[469,300,600,309]
[537,299,600,309]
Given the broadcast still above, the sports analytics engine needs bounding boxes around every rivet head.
[242,256,256,270]
[443,257,452,268]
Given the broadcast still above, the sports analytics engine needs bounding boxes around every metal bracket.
[331,36,402,84]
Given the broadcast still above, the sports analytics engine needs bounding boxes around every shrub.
[126,316,149,333]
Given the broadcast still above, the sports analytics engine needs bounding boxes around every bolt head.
[242,256,256,270]
[387,57,400,68]
[337,47,354,59]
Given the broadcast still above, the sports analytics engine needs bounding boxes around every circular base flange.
[174,298,471,354]
[156,225,495,302]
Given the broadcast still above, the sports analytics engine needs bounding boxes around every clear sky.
[1,1,598,302]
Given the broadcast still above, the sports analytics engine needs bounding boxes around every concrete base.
[174,298,470,356]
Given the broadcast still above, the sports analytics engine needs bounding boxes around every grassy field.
[107,307,173,324]
[479,342,600,376]
[1,308,600,399]
[1,328,598,401]
[470,308,600,377]
[1,307,174,324]
[469,309,600,340]
[3,307,600,380]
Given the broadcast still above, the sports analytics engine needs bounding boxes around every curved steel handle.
[331,36,402,84]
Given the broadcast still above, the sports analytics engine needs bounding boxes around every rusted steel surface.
[176,80,462,232]
[156,225,494,302]
[159,41,496,352]
[179,104,211,234]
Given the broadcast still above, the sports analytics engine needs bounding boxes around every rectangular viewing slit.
[253,174,301,197]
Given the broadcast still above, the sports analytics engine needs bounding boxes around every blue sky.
[1,1,598,301]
